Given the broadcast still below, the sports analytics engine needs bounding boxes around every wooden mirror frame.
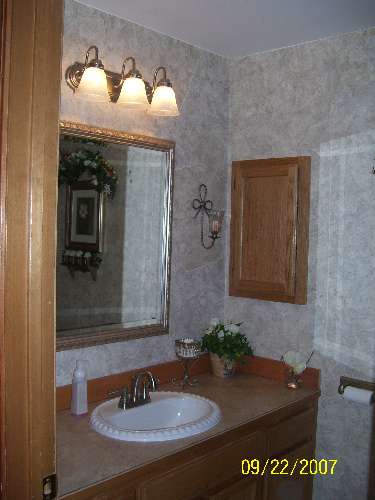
[57,121,175,351]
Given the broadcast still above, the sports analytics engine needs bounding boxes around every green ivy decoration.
[201,320,253,362]
[59,149,118,198]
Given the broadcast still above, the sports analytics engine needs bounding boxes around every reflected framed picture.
[65,181,103,252]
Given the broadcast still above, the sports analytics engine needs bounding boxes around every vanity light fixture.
[73,45,108,102]
[115,57,149,111]
[148,67,179,117]
[65,46,180,116]
[192,184,224,249]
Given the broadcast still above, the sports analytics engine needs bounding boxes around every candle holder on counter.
[172,338,202,389]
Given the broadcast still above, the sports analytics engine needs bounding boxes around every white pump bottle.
[71,360,88,415]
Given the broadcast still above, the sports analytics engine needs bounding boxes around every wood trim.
[294,156,310,304]
[56,355,211,411]
[1,0,63,497]
[239,356,320,391]
[56,355,320,411]
[0,0,11,495]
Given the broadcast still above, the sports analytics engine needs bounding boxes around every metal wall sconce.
[192,184,224,249]
[65,45,180,117]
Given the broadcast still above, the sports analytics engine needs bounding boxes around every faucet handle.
[142,381,151,402]
[107,388,122,399]
[118,386,129,410]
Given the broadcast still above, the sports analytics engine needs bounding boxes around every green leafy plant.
[201,320,253,362]
[59,149,118,198]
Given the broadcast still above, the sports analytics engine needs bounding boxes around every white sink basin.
[90,391,221,442]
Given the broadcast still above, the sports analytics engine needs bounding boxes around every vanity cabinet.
[229,157,310,304]
[58,374,319,500]
[135,402,317,500]
[138,431,266,500]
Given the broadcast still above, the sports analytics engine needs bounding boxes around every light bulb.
[148,85,179,117]
[117,77,149,110]
[76,66,108,102]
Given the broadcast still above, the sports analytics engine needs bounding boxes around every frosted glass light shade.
[76,66,108,102]
[117,77,149,110]
[148,86,180,117]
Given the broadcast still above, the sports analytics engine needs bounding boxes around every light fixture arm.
[113,56,141,89]
[84,45,103,69]
[152,66,172,91]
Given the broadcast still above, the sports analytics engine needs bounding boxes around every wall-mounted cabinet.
[229,157,310,304]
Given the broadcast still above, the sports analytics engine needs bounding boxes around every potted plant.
[201,319,253,377]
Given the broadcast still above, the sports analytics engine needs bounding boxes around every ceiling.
[77,0,375,58]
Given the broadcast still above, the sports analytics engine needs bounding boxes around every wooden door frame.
[0,0,63,498]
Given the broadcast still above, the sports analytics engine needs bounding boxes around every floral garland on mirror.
[59,149,118,198]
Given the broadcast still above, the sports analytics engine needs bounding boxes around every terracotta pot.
[210,353,236,378]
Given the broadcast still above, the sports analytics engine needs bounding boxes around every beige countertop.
[57,373,318,496]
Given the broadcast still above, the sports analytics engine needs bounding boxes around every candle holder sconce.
[192,184,224,249]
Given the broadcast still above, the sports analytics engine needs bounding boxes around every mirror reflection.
[56,123,174,350]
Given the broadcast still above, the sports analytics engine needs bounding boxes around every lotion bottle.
[71,360,88,415]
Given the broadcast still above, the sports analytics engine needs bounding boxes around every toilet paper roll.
[341,386,374,405]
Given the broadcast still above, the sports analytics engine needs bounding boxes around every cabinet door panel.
[266,440,314,500]
[137,431,266,500]
[229,157,310,304]
[268,408,315,457]
[239,165,297,295]
[206,476,260,500]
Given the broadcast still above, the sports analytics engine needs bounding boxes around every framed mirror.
[56,121,174,350]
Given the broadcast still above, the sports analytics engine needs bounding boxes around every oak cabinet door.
[137,431,266,500]
[229,157,310,304]
[265,441,314,500]
[205,476,261,500]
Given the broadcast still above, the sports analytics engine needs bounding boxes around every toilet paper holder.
[338,376,375,395]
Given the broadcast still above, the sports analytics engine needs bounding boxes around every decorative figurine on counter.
[282,350,314,389]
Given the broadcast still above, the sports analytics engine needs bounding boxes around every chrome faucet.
[118,371,158,410]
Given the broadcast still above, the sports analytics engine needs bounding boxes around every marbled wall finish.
[57,1,228,385]
[226,28,375,500]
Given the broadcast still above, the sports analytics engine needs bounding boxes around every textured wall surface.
[226,28,375,500]
[57,0,229,385]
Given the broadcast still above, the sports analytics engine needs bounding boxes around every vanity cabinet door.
[137,431,266,500]
[229,156,310,304]
[265,440,314,500]
[205,476,261,500]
